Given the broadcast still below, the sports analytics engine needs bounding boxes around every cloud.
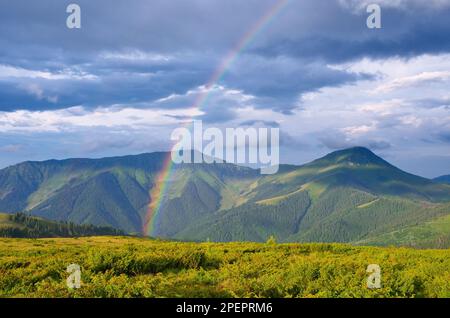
[99,50,172,63]
[342,124,377,136]
[239,120,280,128]
[3,0,450,112]
[0,144,23,153]
[318,130,391,151]
[154,84,257,123]
[0,106,202,133]
[223,55,370,113]
[375,71,450,93]
[338,0,450,12]
[20,83,59,104]
[272,53,450,175]
[414,97,450,109]
[0,0,449,177]
[0,64,97,80]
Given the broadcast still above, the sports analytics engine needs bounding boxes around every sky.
[0,0,449,178]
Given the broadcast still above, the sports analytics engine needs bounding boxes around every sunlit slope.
[356,203,450,248]
[0,152,259,234]
[177,148,450,243]
[246,147,450,203]
[0,147,449,245]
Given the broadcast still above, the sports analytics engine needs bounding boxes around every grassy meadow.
[0,236,449,298]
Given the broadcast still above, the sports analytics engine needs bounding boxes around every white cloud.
[279,53,450,160]
[20,83,59,103]
[359,99,405,115]
[0,84,263,133]
[156,84,254,104]
[99,50,172,62]
[399,115,422,128]
[0,106,201,133]
[375,71,450,93]
[0,64,97,80]
[342,123,376,136]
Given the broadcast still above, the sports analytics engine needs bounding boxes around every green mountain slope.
[355,203,450,248]
[0,152,259,234]
[176,190,311,242]
[0,213,123,238]
[434,175,450,184]
[247,147,450,203]
[0,147,449,246]
[152,163,259,237]
[177,147,450,243]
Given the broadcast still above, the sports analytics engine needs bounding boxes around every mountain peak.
[316,147,390,167]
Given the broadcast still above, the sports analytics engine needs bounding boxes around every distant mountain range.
[0,147,449,247]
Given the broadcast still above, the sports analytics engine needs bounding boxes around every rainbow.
[143,0,290,236]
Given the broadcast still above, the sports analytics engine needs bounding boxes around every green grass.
[0,236,449,298]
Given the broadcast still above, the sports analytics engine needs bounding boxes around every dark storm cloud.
[252,1,450,62]
[222,55,372,114]
[0,54,215,111]
[0,0,449,115]
[253,23,450,63]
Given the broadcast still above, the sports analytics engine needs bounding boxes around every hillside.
[0,152,258,234]
[0,237,449,298]
[0,147,449,246]
[177,147,450,244]
[355,203,450,249]
[0,213,124,238]
[434,175,450,184]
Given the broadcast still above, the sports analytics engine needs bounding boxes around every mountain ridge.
[0,147,449,247]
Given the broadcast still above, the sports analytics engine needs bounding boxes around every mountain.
[176,147,450,244]
[0,212,124,238]
[0,151,258,234]
[434,175,450,184]
[0,147,449,246]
